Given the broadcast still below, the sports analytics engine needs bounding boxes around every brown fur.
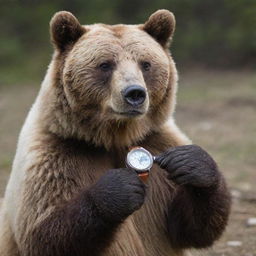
[142,9,176,47]
[50,11,86,51]
[40,20,178,150]
[16,131,185,256]
[0,10,229,256]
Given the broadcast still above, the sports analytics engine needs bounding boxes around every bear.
[0,9,231,256]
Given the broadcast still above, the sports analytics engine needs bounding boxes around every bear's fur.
[0,10,231,256]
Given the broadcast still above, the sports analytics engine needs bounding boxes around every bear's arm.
[15,142,123,256]
[25,190,119,256]
[144,123,231,249]
[166,175,231,249]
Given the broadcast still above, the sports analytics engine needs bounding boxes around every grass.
[176,69,256,192]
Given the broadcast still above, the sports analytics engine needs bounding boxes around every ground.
[0,69,255,255]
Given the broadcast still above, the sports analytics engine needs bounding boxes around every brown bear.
[0,10,231,256]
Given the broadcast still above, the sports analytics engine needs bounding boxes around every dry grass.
[176,69,256,193]
[0,69,255,255]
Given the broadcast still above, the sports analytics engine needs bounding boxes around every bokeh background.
[0,0,255,255]
[1,0,256,84]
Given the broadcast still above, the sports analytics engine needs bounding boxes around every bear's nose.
[122,85,146,107]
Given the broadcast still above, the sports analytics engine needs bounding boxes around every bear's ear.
[50,11,86,51]
[142,10,175,47]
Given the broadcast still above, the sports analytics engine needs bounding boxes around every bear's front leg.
[155,145,231,249]
[24,168,145,256]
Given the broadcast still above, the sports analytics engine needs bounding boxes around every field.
[0,69,255,255]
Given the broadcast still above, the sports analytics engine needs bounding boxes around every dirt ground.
[0,69,255,255]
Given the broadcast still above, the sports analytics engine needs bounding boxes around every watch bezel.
[126,147,154,173]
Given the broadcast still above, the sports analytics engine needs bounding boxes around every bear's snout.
[122,85,146,107]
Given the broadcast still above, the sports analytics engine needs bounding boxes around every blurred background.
[0,0,255,255]
[0,0,256,84]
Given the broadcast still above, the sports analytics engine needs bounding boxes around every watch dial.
[129,150,151,170]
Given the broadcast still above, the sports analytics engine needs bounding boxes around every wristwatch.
[126,147,155,182]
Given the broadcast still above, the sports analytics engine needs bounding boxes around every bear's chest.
[71,149,175,255]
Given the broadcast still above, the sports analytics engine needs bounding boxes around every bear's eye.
[99,62,113,72]
[141,61,151,71]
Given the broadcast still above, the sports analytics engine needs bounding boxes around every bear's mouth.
[116,110,144,117]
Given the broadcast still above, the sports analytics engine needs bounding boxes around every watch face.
[126,147,153,172]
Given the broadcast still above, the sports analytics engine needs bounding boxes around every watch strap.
[138,171,149,183]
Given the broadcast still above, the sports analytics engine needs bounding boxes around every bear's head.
[42,10,178,149]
